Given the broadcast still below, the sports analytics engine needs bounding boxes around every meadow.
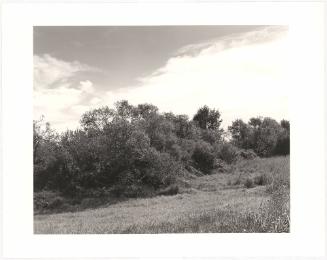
[34,156,289,234]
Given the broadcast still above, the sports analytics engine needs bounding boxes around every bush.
[178,139,196,164]
[34,103,290,210]
[47,196,65,209]
[228,117,290,157]
[254,173,272,186]
[34,191,63,211]
[233,175,242,185]
[168,144,183,161]
[123,184,155,198]
[237,149,257,160]
[254,118,282,157]
[274,132,290,156]
[145,150,180,186]
[213,158,228,172]
[80,197,106,208]
[191,141,215,174]
[201,129,221,144]
[244,178,255,188]
[218,143,238,164]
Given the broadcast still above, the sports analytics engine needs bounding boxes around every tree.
[254,118,282,157]
[193,106,223,134]
[115,100,135,119]
[207,109,222,130]
[249,117,263,129]
[33,119,61,191]
[34,99,290,206]
[193,106,209,129]
[33,118,43,165]
[80,106,115,132]
[164,113,200,140]
[134,103,159,119]
[274,120,290,155]
[228,119,254,149]
[280,119,290,132]
[142,114,177,152]
[191,141,215,173]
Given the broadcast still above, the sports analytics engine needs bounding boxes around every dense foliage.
[34,101,289,201]
[228,117,290,157]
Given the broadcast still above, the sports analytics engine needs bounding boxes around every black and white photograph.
[1,2,326,259]
[33,25,290,234]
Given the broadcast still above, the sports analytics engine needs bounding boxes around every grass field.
[34,156,289,234]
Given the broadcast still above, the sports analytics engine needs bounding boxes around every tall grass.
[34,156,290,233]
[121,205,289,233]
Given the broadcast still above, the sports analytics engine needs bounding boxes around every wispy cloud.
[34,54,97,90]
[175,26,288,57]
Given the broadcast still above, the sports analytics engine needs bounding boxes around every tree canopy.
[34,101,289,199]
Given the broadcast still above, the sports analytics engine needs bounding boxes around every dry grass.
[34,156,289,234]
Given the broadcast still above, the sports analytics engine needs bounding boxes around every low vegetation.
[34,156,289,233]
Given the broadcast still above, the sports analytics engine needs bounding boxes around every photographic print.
[33,25,290,234]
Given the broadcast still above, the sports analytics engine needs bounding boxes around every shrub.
[254,118,282,157]
[134,148,182,189]
[214,158,228,172]
[254,173,272,186]
[47,196,64,209]
[34,191,63,211]
[168,144,183,161]
[244,178,255,188]
[228,117,290,157]
[34,103,290,210]
[233,175,242,185]
[201,129,221,144]
[218,143,238,164]
[123,184,155,198]
[237,149,257,160]
[274,132,290,156]
[80,197,104,208]
[191,141,215,174]
[178,139,196,164]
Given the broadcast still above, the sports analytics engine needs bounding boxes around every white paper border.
[1,2,326,258]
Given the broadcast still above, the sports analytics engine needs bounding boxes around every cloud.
[90,97,102,105]
[34,81,95,131]
[79,80,94,94]
[34,54,95,90]
[34,54,100,131]
[104,26,289,128]
[176,26,288,57]
[35,27,289,132]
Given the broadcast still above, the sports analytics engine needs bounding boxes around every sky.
[34,26,289,132]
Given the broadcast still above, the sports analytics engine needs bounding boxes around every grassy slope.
[34,156,289,234]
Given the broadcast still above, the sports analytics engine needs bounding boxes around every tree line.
[34,101,290,199]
